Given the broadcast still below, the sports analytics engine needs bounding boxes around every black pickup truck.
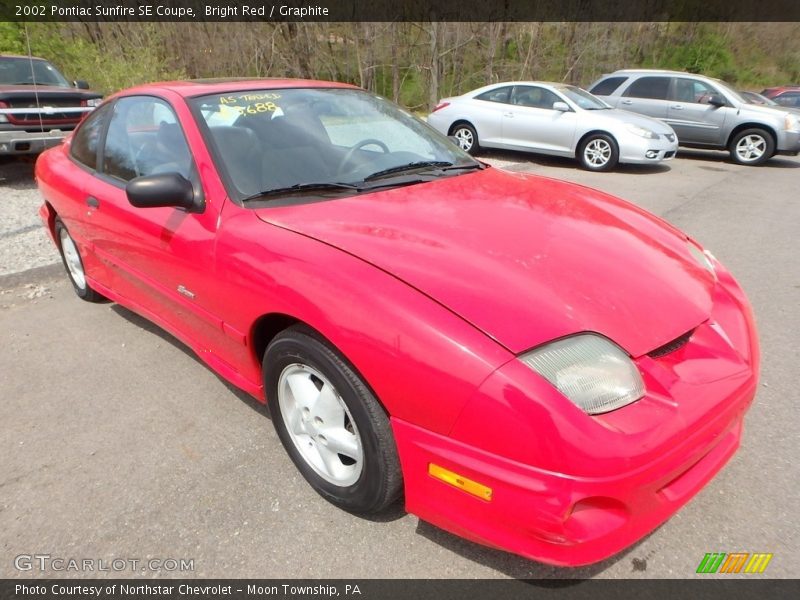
[0,54,103,155]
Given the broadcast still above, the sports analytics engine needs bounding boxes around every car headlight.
[625,123,659,139]
[519,334,644,415]
[784,114,800,133]
[687,239,717,280]
[86,98,102,108]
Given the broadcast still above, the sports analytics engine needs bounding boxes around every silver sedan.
[428,82,678,171]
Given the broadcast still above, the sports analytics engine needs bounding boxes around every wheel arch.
[447,119,476,136]
[41,201,58,244]
[726,123,777,149]
[250,312,301,367]
[250,312,396,417]
[576,129,618,156]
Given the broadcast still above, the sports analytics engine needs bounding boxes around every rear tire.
[729,128,774,165]
[450,122,480,155]
[578,133,619,171]
[264,326,403,515]
[55,218,104,303]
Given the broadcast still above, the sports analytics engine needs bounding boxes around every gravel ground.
[0,157,58,277]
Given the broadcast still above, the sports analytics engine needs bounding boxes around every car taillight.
[432,101,450,113]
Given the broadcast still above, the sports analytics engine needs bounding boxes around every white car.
[428,81,679,171]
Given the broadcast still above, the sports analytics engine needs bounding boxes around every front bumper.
[394,265,758,566]
[0,130,68,155]
[394,377,752,566]
[776,129,800,154]
[618,134,679,164]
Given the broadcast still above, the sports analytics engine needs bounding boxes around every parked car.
[760,85,800,109]
[740,90,800,116]
[589,69,800,165]
[427,81,678,171]
[0,54,102,155]
[36,78,758,567]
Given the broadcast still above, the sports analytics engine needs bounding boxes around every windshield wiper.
[241,182,361,202]
[363,161,455,181]
[438,163,485,172]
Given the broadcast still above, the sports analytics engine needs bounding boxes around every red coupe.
[36,79,758,566]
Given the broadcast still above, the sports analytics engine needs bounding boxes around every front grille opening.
[648,329,694,358]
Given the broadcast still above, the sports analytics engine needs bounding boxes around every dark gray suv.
[589,69,800,165]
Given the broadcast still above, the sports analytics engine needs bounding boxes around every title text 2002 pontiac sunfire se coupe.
[35,79,758,566]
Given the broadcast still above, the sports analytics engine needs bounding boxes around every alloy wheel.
[59,227,87,290]
[277,363,363,486]
[584,138,612,168]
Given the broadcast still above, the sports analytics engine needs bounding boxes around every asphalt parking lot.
[1,149,798,579]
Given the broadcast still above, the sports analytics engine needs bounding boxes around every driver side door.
[83,95,227,353]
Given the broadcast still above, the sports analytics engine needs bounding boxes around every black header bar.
[3,0,800,22]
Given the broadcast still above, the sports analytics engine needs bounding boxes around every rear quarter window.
[475,87,513,104]
[589,76,628,96]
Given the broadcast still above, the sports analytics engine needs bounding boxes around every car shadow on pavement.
[109,303,271,423]
[676,148,800,168]
[0,156,36,186]
[479,149,672,175]
[109,301,410,525]
[413,517,661,580]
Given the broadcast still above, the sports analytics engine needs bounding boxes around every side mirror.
[552,101,570,112]
[126,172,200,212]
[707,94,726,107]
[74,80,90,90]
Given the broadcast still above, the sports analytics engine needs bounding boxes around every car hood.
[0,85,102,99]
[254,168,714,356]
[737,101,795,119]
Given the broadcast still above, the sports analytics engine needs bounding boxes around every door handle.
[670,104,684,110]
[503,111,514,118]
[86,196,100,208]
[620,99,633,105]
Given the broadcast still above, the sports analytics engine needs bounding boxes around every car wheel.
[578,133,619,171]
[729,129,775,165]
[264,326,403,514]
[55,218,104,302]
[451,123,480,155]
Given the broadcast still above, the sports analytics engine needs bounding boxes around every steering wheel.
[337,138,390,176]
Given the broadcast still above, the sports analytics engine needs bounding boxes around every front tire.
[264,326,402,514]
[578,133,619,171]
[55,218,104,302]
[729,128,774,165]
[450,122,480,155]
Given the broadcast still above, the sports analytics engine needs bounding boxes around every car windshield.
[0,57,70,87]
[556,85,610,110]
[190,87,479,202]
[712,79,749,104]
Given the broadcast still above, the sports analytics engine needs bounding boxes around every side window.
[589,76,629,96]
[623,76,671,100]
[475,86,513,104]
[102,96,193,183]
[775,93,800,107]
[673,78,719,104]
[511,86,562,110]
[69,103,112,169]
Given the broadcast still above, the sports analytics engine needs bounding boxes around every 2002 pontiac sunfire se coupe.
[36,78,758,566]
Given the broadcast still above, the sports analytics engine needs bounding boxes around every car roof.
[0,54,47,61]
[114,78,359,99]
[481,81,571,88]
